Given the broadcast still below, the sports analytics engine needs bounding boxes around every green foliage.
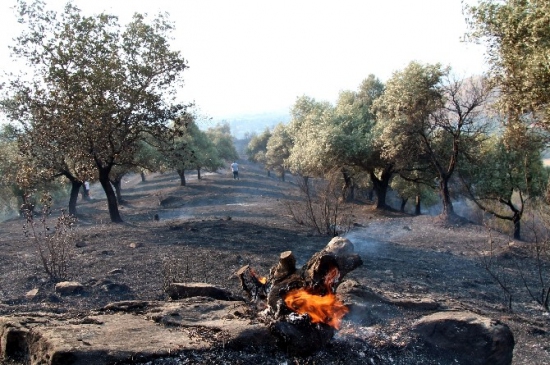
[206,122,239,162]
[2,0,190,222]
[246,128,271,163]
[265,123,292,179]
[286,96,335,177]
[459,129,547,239]
[466,0,550,135]
[374,61,491,218]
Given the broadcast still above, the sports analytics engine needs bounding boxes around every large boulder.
[413,311,515,365]
[0,298,272,365]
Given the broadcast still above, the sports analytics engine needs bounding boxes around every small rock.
[25,289,39,300]
[55,281,84,296]
[101,283,131,293]
[108,269,124,275]
[129,242,142,248]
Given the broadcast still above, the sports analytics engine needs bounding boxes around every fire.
[250,268,267,285]
[284,266,348,329]
[284,289,349,329]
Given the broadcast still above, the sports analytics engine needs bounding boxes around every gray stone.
[0,299,273,365]
[54,281,84,295]
[25,289,39,300]
[413,311,515,365]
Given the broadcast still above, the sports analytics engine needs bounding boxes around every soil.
[0,160,549,364]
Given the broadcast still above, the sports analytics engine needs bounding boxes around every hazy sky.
[0,0,488,119]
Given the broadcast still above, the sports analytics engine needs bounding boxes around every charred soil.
[0,161,549,364]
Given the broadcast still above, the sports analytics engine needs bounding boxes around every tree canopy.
[2,0,190,222]
[374,62,491,221]
[466,0,550,137]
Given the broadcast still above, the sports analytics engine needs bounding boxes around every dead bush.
[475,204,550,312]
[285,172,354,236]
[22,193,76,281]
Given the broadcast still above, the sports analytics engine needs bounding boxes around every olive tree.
[286,96,336,178]
[374,62,491,222]
[329,76,393,208]
[265,123,292,181]
[2,1,189,222]
[466,0,550,136]
[205,122,239,164]
[460,130,547,240]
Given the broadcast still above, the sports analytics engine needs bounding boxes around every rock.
[0,299,274,365]
[129,242,142,248]
[0,317,28,362]
[166,282,237,301]
[107,268,123,275]
[55,281,84,296]
[25,289,39,301]
[413,311,515,365]
[149,298,273,350]
[101,282,131,293]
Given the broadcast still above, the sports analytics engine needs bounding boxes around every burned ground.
[0,161,549,364]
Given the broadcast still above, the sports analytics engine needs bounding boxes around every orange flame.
[283,266,348,329]
[250,268,267,285]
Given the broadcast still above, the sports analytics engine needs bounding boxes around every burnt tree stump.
[238,236,363,356]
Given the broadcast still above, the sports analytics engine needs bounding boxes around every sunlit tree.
[330,76,392,207]
[466,0,550,138]
[374,62,491,222]
[205,122,239,163]
[265,123,292,181]
[2,1,190,222]
[460,129,547,239]
[246,128,272,176]
[286,96,335,178]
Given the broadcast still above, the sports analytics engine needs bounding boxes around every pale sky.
[0,0,487,119]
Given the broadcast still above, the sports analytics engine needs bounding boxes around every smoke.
[343,230,385,257]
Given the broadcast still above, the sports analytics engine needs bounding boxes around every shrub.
[22,193,76,281]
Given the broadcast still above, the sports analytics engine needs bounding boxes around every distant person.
[231,161,239,180]
[82,181,91,200]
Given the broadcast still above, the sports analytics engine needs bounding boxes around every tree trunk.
[112,178,123,205]
[267,170,271,177]
[99,168,123,223]
[342,169,354,203]
[69,180,82,216]
[197,168,201,180]
[140,171,146,182]
[60,171,82,216]
[512,212,521,240]
[281,169,285,182]
[439,177,455,220]
[415,195,422,215]
[177,169,186,186]
[370,164,393,210]
[400,197,408,213]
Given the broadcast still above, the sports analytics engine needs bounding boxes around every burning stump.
[237,237,363,356]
